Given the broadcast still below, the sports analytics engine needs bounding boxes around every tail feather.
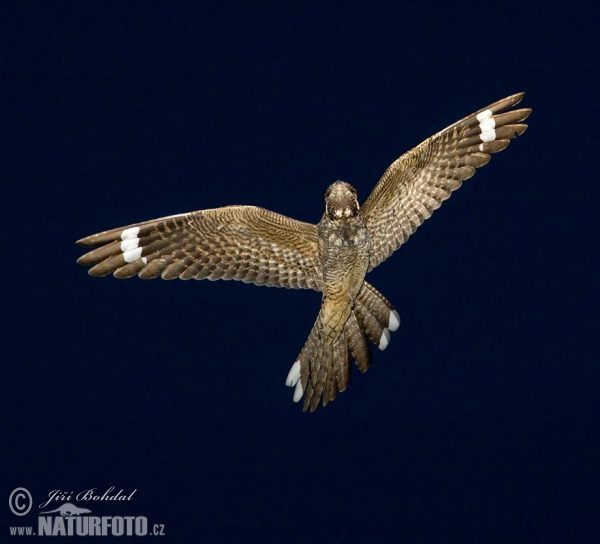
[346,312,371,373]
[310,340,329,411]
[358,282,400,332]
[332,330,349,395]
[286,280,400,411]
[354,298,388,350]
[319,330,350,409]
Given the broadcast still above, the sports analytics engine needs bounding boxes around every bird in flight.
[77,93,530,411]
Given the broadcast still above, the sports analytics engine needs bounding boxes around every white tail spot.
[378,328,390,351]
[388,310,400,332]
[293,380,304,402]
[286,360,301,387]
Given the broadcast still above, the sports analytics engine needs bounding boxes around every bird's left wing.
[77,205,323,290]
[362,93,531,271]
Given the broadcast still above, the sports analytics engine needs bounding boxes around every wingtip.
[486,92,527,115]
[76,252,99,267]
[509,92,525,105]
[520,108,532,121]
[76,234,96,247]
[515,123,529,136]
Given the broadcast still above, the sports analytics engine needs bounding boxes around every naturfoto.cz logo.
[8,487,165,537]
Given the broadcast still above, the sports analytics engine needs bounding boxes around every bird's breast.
[318,219,370,287]
[316,219,371,344]
[324,224,369,248]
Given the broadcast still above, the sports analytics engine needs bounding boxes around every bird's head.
[324,181,360,221]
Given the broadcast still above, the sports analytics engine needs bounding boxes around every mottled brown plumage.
[77,93,531,411]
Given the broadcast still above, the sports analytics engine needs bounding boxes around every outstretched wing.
[362,93,531,271]
[77,205,323,290]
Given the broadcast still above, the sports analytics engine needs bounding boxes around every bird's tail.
[285,280,400,411]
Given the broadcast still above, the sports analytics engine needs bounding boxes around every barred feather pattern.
[286,280,399,411]
[77,93,530,411]
[77,206,323,290]
[362,93,531,271]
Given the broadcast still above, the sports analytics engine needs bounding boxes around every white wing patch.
[123,247,142,263]
[121,227,140,240]
[120,226,147,264]
[477,109,497,143]
[120,237,139,253]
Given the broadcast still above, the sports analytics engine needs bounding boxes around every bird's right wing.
[77,205,323,290]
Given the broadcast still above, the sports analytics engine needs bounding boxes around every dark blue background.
[4,2,599,542]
